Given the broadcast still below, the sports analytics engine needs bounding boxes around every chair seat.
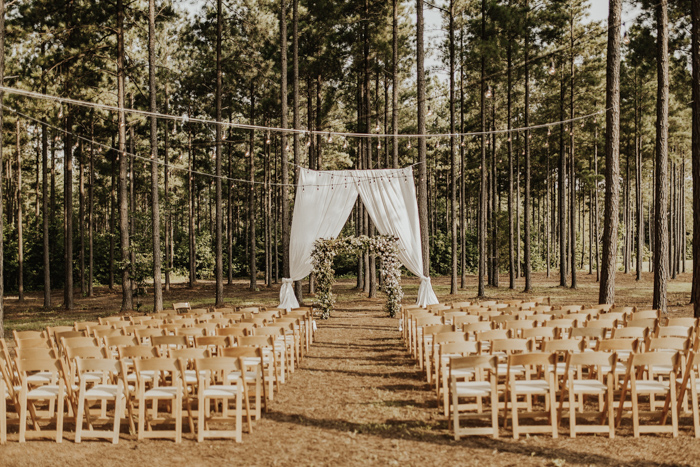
[184,370,208,384]
[500,364,525,375]
[454,381,492,397]
[144,387,180,398]
[202,384,242,398]
[634,380,670,393]
[512,380,549,394]
[229,371,259,382]
[26,371,54,384]
[450,367,475,378]
[571,379,607,394]
[84,384,126,399]
[27,385,61,398]
[127,370,156,382]
[601,362,627,373]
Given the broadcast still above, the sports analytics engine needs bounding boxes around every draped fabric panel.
[353,169,438,306]
[279,167,439,310]
[279,170,358,309]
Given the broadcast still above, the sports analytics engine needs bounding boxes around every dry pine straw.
[2,272,699,466]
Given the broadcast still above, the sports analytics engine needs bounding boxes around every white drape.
[278,167,439,310]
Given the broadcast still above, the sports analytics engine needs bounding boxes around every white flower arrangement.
[310,235,403,319]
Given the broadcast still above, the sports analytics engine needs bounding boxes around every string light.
[427,106,433,117]
[548,127,551,136]
[436,140,441,149]
[623,23,630,45]
[374,122,380,132]
[407,139,411,149]
[377,140,381,150]
[548,58,556,76]
[581,120,585,128]
[266,133,271,144]
[343,138,348,149]
[285,143,290,151]
[485,84,492,99]
[545,141,549,148]
[327,132,333,143]
[306,139,311,147]
[245,150,249,156]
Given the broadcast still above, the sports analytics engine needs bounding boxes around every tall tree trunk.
[460,27,466,289]
[559,63,568,287]
[42,117,50,306]
[214,0,224,305]
[594,124,600,280]
[249,83,257,291]
[16,120,23,301]
[88,122,93,297]
[109,143,115,291]
[569,14,577,289]
[227,124,233,285]
[652,0,669,312]
[292,0,301,302]
[64,113,74,310]
[523,4,532,293]
[281,0,290,281]
[78,139,84,296]
[164,84,171,293]
[449,0,457,294]
[507,12,515,290]
[392,0,399,169]
[636,74,643,281]
[598,0,622,305]
[148,0,163,311]
[0,0,4,336]
[417,0,430,281]
[477,0,487,298]
[188,125,196,287]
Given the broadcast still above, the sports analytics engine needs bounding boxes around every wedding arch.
[279,167,439,315]
[311,235,403,319]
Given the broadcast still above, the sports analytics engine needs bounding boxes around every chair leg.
[75,394,85,443]
[56,391,64,443]
[113,396,122,444]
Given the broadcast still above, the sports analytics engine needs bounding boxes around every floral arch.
[311,235,403,319]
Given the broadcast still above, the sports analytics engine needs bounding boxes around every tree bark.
[148,0,162,311]
[88,122,93,297]
[214,0,224,305]
[42,117,51,306]
[417,0,430,280]
[64,112,74,310]
[477,0,487,298]
[0,0,4,336]
[598,0,622,305]
[249,82,257,291]
[449,0,458,294]
[188,125,196,287]
[281,0,290,281]
[507,9,515,290]
[559,63,568,287]
[652,0,669,312]
[392,0,399,169]
[16,120,23,301]
[523,3,532,293]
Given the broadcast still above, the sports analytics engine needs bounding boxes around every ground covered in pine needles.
[2,271,699,466]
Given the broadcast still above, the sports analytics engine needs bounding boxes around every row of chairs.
[0,305,316,444]
[401,300,700,439]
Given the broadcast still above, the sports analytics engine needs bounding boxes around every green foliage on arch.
[311,235,403,319]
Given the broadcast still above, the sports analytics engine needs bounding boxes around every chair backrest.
[74,321,99,332]
[175,327,206,338]
[15,357,63,380]
[433,331,467,346]
[586,318,618,330]
[99,316,126,326]
[626,318,658,331]
[464,321,493,335]
[62,336,99,350]
[491,338,532,354]
[16,337,52,349]
[543,339,584,353]
[133,357,181,387]
[93,328,124,339]
[449,355,497,375]
[629,309,660,320]
[16,347,56,360]
[75,358,124,385]
[656,326,693,339]
[596,338,640,353]
[453,315,481,330]
[56,330,87,343]
[566,351,616,372]
[507,352,556,373]
[65,346,107,361]
[118,345,158,360]
[217,326,251,338]
[194,357,242,383]
[570,327,605,340]
[423,324,455,338]
[439,341,480,357]
[475,329,509,342]
[237,335,275,348]
[170,347,210,360]
[646,337,690,353]
[135,328,165,344]
[630,350,680,373]
[666,317,698,328]
[152,335,189,356]
[173,302,191,313]
[13,330,47,342]
[521,326,556,341]
[195,336,229,350]
[104,335,139,351]
[122,324,148,336]
[613,326,649,340]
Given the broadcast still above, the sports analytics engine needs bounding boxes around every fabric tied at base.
[279,278,299,311]
[416,275,439,307]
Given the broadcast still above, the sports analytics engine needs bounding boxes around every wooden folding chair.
[559,351,616,438]
[676,350,700,437]
[193,357,244,442]
[74,358,132,444]
[16,357,66,443]
[152,335,190,356]
[504,352,558,439]
[134,357,184,442]
[0,349,19,444]
[450,355,500,439]
[222,346,266,421]
[616,351,680,437]
[195,336,229,357]
[237,336,279,399]
[438,341,480,416]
